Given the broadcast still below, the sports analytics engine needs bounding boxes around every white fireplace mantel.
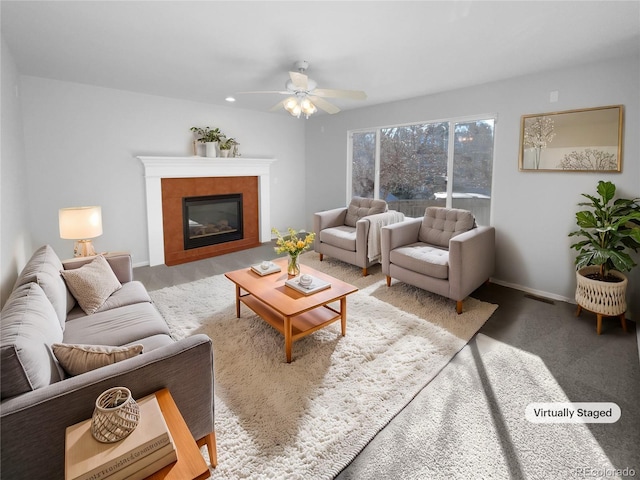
[138,156,276,266]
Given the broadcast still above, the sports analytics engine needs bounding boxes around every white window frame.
[347,113,498,210]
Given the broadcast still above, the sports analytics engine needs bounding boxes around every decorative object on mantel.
[569,180,640,334]
[190,126,225,157]
[219,137,239,157]
[272,227,316,276]
[91,387,140,443]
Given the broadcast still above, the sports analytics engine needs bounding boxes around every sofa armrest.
[0,334,214,480]
[448,226,496,301]
[380,218,422,274]
[63,252,134,283]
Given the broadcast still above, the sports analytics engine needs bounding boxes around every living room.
[1,1,639,479]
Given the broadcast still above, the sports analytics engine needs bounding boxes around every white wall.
[18,77,307,266]
[1,37,32,306]
[305,54,640,317]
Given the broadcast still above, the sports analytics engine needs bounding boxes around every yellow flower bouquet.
[272,227,316,276]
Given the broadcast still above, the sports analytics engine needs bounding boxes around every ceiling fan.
[238,60,367,118]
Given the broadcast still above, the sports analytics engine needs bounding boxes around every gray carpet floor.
[134,243,640,479]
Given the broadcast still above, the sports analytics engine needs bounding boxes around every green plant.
[190,126,225,143]
[569,180,640,279]
[219,137,237,150]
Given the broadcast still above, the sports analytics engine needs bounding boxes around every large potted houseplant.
[569,180,640,334]
[190,126,225,157]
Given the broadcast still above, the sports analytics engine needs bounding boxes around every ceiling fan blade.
[289,71,308,90]
[269,99,288,112]
[309,96,340,114]
[237,90,290,95]
[313,88,367,100]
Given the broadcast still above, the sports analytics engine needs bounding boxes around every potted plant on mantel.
[219,138,238,158]
[569,180,640,334]
[190,126,225,157]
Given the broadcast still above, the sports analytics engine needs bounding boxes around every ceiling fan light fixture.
[300,98,317,116]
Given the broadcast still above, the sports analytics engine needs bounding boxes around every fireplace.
[138,156,276,266]
[183,194,243,249]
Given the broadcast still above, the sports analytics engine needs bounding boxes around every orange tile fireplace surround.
[162,177,260,266]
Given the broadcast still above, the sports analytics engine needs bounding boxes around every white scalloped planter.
[576,266,628,334]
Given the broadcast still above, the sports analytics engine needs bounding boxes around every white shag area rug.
[149,253,498,479]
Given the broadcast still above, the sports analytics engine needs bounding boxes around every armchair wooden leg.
[319,254,324,262]
[362,267,368,276]
[620,313,627,333]
[197,431,218,468]
[597,314,603,335]
[386,276,391,287]
[456,300,463,315]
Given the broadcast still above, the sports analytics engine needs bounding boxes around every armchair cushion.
[418,207,475,248]
[344,197,387,227]
[319,226,357,252]
[389,243,450,279]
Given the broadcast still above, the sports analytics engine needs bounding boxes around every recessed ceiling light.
[225,96,236,102]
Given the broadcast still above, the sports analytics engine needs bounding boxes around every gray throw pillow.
[61,255,122,315]
[52,343,144,376]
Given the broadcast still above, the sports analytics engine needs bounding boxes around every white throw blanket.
[366,210,405,262]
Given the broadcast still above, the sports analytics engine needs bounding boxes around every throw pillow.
[51,343,144,376]
[61,255,122,314]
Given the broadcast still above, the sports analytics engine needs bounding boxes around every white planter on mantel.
[137,156,277,266]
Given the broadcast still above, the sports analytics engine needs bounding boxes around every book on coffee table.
[285,275,331,295]
[251,261,281,276]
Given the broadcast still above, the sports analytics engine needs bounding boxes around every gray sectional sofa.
[0,245,215,479]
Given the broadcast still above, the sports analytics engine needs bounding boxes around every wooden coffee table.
[225,257,358,363]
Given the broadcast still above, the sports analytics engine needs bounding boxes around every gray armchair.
[314,197,391,276]
[381,207,495,314]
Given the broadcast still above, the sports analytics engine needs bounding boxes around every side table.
[145,389,210,480]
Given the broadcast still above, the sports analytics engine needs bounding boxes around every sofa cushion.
[13,245,74,330]
[390,242,450,279]
[62,302,171,346]
[61,255,122,315]
[344,197,388,227]
[66,281,152,320]
[418,207,475,248]
[0,283,64,399]
[51,343,144,376]
[319,226,357,251]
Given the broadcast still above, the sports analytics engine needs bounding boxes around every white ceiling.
[2,1,639,115]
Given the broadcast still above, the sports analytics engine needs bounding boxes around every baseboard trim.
[490,278,574,304]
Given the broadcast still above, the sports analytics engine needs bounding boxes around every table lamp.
[59,206,103,257]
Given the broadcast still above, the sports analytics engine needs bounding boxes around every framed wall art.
[519,105,623,172]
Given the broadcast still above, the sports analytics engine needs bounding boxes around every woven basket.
[575,266,627,316]
[91,387,140,443]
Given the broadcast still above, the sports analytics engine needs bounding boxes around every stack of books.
[285,275,331,295]
[251,261,281,276]
[65,393,176,480]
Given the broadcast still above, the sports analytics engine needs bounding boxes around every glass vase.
[287,253,301,277]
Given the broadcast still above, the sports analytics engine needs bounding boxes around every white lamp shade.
[59,206,103,239]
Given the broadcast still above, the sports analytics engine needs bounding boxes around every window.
[349,116,495,225]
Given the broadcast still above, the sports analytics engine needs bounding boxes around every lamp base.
[74,239,97,257]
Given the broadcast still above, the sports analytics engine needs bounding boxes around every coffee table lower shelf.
[239,293,346,362]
